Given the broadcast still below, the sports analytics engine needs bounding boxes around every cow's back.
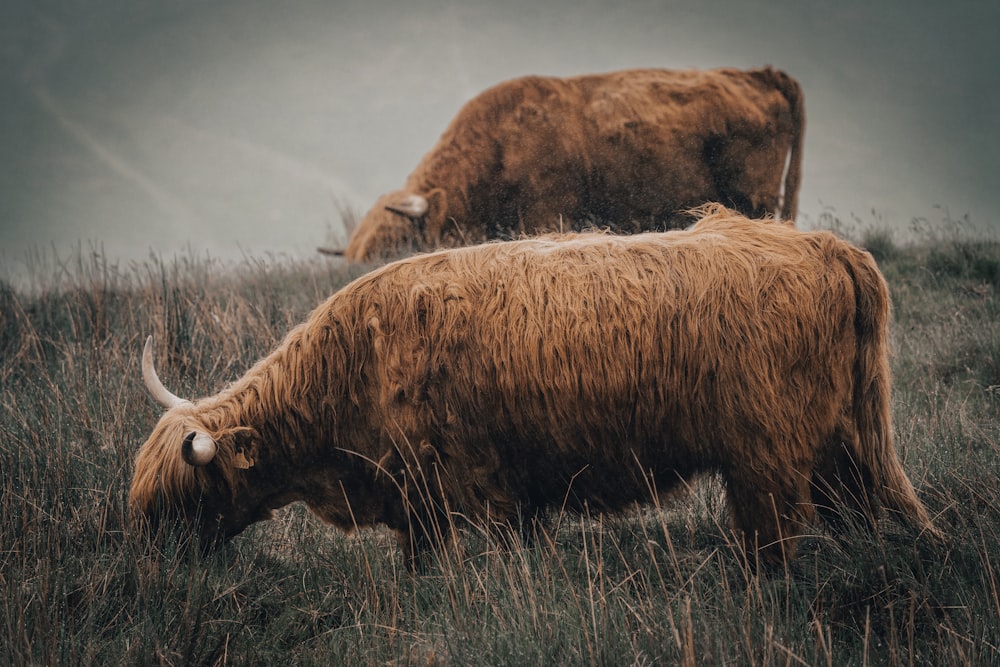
[425,68,800,231]
[342,216,857,514]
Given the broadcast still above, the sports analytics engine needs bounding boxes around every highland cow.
[333,66,804,261]
[132,206,939,569]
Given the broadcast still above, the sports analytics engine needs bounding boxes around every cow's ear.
[424,188,447,218]
[421,188,450,242]
[181,430,218,466]
[384,193,428,220]
[233,447,255,470]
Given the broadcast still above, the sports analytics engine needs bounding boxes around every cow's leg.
[516,193,584,236]
[383,472,457,572]
[811,426,878,535]
[725,459,815,566]
[382,492,434,573]
[396,526,429,573]
[513,505,545,547]
[714,136,785,219]
[395,507,460,573]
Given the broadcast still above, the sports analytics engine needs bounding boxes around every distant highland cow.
[331,67,804,261]
[132,206,939,570]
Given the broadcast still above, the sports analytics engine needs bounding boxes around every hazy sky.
[1,0,997,281]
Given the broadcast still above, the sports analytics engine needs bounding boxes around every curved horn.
[385,194,428,219]
[142,335,188,409]
[182,430,218,466]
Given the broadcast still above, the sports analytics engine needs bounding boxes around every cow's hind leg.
[811,427,878,536]
[724,461,815,567]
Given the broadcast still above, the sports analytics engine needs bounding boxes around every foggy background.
[1,0,997,283]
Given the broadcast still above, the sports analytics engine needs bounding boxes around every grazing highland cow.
[132,206,939,569]
[334,66,804,261]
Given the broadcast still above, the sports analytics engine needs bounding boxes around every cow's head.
[130,336,269,547]
[343,189,447,262]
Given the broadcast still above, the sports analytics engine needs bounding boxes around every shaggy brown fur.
[341,67,804,261]
[131,206,940,568]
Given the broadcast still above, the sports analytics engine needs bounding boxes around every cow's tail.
[772,68,804,222]
[843,246,943,541]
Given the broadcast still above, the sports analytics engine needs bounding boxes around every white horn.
[182,430,218,466]
[385,194,428,219]
[142,335,189,409]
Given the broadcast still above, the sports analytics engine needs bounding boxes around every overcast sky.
[1,0,997,282]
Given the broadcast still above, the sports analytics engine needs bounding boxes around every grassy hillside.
[1,226,998,665]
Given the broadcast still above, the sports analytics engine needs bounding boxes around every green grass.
[2,222,999,665]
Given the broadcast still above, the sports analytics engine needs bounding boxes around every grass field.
[2,219,999,665]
